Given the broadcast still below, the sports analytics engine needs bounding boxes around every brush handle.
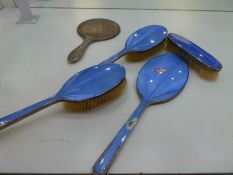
[100,49,128,64]
[67,38,93,64]
[93,99,149,175]
[0,96,58,130]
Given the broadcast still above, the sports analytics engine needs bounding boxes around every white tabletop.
[0,4,233,174]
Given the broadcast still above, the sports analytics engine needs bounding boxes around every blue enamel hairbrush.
[0,63,126,130]
[101,25,168,64]
[167,33,222,80]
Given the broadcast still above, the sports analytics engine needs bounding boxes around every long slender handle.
[100,49,128,64]
[93,100,149,175]
[67,38,93,64]
[0,96,58,130]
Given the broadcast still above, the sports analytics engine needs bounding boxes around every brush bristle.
[63,79,127,111]
[125,40,167,62]
[166,39,219,81]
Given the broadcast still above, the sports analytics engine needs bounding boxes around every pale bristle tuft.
[125,40,167,62]
[63,79,127,111]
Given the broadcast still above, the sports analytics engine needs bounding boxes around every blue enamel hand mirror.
[93,53,189,175]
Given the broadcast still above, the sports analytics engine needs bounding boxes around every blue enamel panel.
[168,33,222,71]
[137,53,189,103]
[57,63,126,101]
[125,25,168,51]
